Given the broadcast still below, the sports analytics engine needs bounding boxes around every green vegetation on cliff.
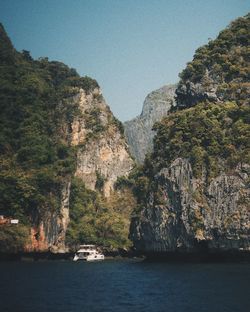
[166,14,250,177]
[0,224,30,253]
[153,101,250,178]
[176,13,250,107]
[128,15,250,253]
[1,12,249,253]
[0,23,97,220]
[0,23,134,252]
[66,177,135,250]
[0,23,114,251]
[130,14,250,213]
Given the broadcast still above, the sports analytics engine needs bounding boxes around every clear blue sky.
[0,1,249,121]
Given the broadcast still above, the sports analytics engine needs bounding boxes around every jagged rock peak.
[124,84,177,163]
[141,84,176,117]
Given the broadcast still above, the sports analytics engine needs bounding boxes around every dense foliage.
[0,23,135,252]
[152,102,250,178]
[176,13,250,107]
[66,178,135,250]
[161,14,250,177]
[0,24,99,250]
[0,224,30,253]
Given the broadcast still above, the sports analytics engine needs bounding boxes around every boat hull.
[73,254,104,262]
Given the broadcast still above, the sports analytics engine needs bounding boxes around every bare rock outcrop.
[130,158,250,253]
[72,88,134,197]
[124,85,176,163]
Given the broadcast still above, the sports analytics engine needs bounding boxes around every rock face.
[30,88,133,251]
[129,14,250,255]
[176,71,219,108]
[124,85,176,163]
[0,22,135,254]
[130,158,250,253]
[71,88,134,197]
[26,180,71,253]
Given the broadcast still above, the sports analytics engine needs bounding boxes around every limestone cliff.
[130,158,250,253]
[0,23,134,253]
[26,87,134,252]
[129,14,250,255]
[124,85,176,163]
[26,180,71,253]
[71,88,134,197]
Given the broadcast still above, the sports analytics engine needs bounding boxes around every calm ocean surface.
[0,259,249,312]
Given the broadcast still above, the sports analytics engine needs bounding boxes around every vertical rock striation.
[130,158,250,253]
[71,88,134,197]
[26,180,71,252]
[124,84,176,163]
[26,87,134,251]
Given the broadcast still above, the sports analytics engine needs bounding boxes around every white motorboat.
[73,245,105,261]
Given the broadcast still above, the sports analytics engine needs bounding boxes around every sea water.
[0,259,249,312]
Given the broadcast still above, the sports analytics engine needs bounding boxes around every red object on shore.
[0,217,10,225]
[0,216,19,225]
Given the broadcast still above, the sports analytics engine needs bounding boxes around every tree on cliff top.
[176,13,250,108]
